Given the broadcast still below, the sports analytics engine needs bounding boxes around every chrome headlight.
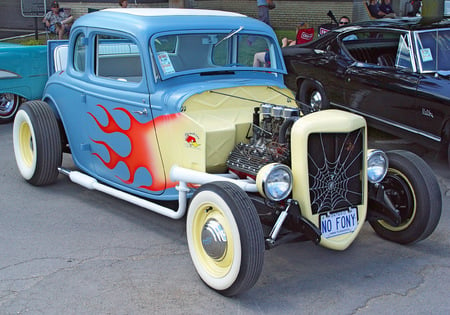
[256,163,293,201]
[367,149,388,183]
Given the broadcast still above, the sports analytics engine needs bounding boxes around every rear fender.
[40,96,69,152]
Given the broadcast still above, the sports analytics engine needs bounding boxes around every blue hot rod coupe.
[13,9,442,296]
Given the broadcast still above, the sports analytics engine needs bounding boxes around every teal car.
[0,43,47,123]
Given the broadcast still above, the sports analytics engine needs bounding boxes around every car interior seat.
[377,54,395,67]
[54,44,68,72]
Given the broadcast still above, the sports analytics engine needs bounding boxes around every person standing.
[257,0,274,26]
[119,0,128,8]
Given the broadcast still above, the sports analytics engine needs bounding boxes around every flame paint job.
[88,104,180,192]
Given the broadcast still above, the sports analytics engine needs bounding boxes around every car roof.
[307,17,450,46]
[341,17,450,32]
[72,8,272,37]
[103,8,245,17]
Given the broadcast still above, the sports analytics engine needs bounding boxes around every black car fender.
[296,77,326,97]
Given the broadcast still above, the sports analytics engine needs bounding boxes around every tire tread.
[20,101,62,185]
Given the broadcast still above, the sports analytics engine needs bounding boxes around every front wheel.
[0,93,21,124]
[298,80,329,114]
[13,101,62,185]
[369,150,442,244]
[186,181,264,296]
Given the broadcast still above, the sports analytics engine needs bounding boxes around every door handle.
[133,108,148,116]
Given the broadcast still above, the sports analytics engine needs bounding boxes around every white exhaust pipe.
[169,165,258,192]
[58,165,257,219]
[59,168,189,219]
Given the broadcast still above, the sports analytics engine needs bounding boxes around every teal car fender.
[0,43,47,123]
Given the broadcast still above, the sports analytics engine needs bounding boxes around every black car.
[283,18,450,165]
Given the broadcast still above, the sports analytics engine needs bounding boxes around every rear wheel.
[186,181,264,296]
[13,101,62,185]
[298,80,329,114]
[0,93,21,124]
[369,150,442,244]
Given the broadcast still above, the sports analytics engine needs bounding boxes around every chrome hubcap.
[201,218,227,260]
[0,93,14,114]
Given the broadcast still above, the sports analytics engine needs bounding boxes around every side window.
[396,34,413,70]
[73,34,86,73]
[343,31,402,66]
[94,34,142,82]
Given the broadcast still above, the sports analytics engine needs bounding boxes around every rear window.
[94,34,143,83]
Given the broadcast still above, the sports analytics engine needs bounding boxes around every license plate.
[320,207,358,239]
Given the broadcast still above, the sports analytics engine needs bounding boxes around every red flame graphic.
[88,104,178,192]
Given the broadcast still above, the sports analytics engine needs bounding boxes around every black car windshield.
[415,29,450,72]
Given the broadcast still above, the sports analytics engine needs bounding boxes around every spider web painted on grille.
[308,129,363,214]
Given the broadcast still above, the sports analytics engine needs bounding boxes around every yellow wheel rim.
[379,168,416,231]
[18,121,34,168]
[191,202,234,278]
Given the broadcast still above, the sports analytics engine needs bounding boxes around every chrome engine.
[226,104,300,178]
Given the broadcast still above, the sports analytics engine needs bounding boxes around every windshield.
[415,29,450,72]
[151,32,282,79]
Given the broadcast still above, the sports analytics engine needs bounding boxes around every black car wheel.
[298,80,329,114]
[369,150,442,244]
[186,181,264,296]
[13,101,62,186]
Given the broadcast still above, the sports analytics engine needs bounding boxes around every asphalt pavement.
[0,122,449,314]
